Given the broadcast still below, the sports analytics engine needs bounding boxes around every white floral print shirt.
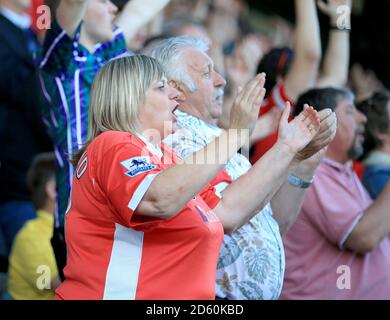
[163,110,285,300]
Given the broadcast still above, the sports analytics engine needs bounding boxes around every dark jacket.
[0,13,52,203]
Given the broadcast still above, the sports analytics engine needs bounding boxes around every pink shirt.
[281,158,390,299]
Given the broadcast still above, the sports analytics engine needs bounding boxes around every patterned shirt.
[39,21,128,227]
[164,109,285,300]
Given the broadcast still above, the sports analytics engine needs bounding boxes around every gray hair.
[150,36,210,92]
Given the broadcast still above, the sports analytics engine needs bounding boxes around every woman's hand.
[277,103,320,155]
[228,73,266,135]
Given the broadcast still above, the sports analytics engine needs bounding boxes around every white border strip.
[128,173,159,211]
[40,31,66,68]
[103,224,144,300]
[74,69,82,147]
[339,210,365,250]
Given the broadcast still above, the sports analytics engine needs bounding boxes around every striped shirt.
[39,20,128,227]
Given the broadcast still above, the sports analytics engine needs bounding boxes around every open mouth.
[214,94,223,102]
[172,104,179,114]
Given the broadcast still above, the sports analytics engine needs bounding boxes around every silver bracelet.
[288,174,314,189]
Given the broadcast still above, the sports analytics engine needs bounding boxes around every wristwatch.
[288,174,314,189]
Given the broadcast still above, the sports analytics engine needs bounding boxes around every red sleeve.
[353,161,366,180]
[198,185,220,210]
[200,169,233,209]
[97,143,164,230]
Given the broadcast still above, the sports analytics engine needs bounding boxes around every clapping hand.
[229,73,266,135]
[295,108,337,161]
[277,103,321,155]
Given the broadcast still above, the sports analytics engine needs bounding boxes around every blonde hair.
[72,54,165,165]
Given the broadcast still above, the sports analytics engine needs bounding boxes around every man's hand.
[291,147,327,181]
[229,73,266,134]
[294,108,337,161]
[277,103,320,155]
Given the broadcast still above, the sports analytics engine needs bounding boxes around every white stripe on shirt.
[74,56,87,62]
[339,210,365,250]
[103,224,144,300]
[272,86,287,111]
[40,30,66,69]
[39,73,52,104]
[54,146,64,168]
[74,69,83,148]
[55,77,74,186]
[128,173,159,211]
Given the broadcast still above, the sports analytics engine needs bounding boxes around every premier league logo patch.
[120,156,157,177]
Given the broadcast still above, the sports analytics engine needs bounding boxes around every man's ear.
[377,132,390,144]
[169,80,186,102]
[46,178,56,202]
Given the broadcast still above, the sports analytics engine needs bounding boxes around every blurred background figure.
[282,87,390,299]
[0,0,52,289]
[357,91,390,199]
[6,153,59,300]
[39,0,171,281]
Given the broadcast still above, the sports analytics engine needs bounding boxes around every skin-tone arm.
[214,103,321,233]
[136,75,266,219]
[271,148,326,235]
[284,0,322,101]
[316,0,351,87]
[115,0,171,48]
[264,109,336,231]
[271,109,337,234]
[56,0,89,37]
[219,37,265,133]
[248,108,280,146]
[344,180,390,254]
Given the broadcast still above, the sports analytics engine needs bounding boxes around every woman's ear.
[169,80,186,102]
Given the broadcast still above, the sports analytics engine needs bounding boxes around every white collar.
[0,8,31,30]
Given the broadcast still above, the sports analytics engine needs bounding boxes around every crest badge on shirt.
[121,156,157,177]
[193,203,219,223]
